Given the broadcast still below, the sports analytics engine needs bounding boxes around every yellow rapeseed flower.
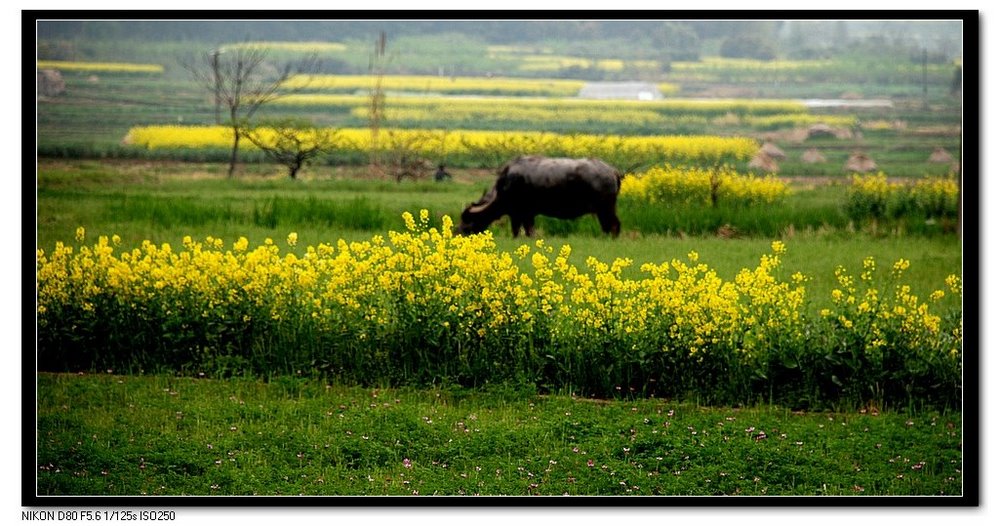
[36,216,960,377]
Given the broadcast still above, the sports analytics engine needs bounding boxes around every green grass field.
[36,372,963,497]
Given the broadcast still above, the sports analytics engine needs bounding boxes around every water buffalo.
[455,155,622,237]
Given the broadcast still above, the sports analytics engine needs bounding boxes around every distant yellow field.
[283,74,585,97]
[36,60,163,74]
[745,114,857,128]
[672,57,835,71]
[221,41,348,53]
[274,93,808,117]
[486,46,662,74]
[514,56,659,73]
[123,125,759,165]
[272,93,816,131]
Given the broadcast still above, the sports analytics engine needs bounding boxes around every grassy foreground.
[36,373,963,497]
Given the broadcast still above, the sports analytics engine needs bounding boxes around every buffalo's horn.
[467,201,490,215]
[467,188,496,214]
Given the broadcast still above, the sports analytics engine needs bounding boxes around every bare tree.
[240,118,337,180]
[185,45,317,177]
[368,31,389,176]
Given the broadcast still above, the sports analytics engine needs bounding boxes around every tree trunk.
[228,126,240,178]
[710,172,721,208]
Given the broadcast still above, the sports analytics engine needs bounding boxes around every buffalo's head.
[454,188,498,235]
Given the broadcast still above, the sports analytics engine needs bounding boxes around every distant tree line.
[36,19,963,63]
[37,20,686,44]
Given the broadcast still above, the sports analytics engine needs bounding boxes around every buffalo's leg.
[598,210,621,237]
[510,217,523,237]
[510,215,535,237]
[523,216,536,237]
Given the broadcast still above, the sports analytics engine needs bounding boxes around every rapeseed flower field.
[621,164,789,207]
[269,94,820,132]
[846,173,960,222]
[221,41,348,53]
[275,93,808,117]
[282,74,586,97]
[36,214,961,407]
[123,125,759,167]
[672,57,836,72]
[37,60,164,74]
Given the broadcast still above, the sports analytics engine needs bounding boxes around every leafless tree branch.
[181,44,319,177]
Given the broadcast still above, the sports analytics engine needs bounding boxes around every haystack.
[928,147,954,163]
[37,69,65,97]
[801,148,827,163]
[807,123,837,139]
[759,142,787,160]
[749,152,780,172]
[845,152,877,173]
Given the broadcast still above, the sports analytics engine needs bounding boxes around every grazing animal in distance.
[455,155,622,237]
